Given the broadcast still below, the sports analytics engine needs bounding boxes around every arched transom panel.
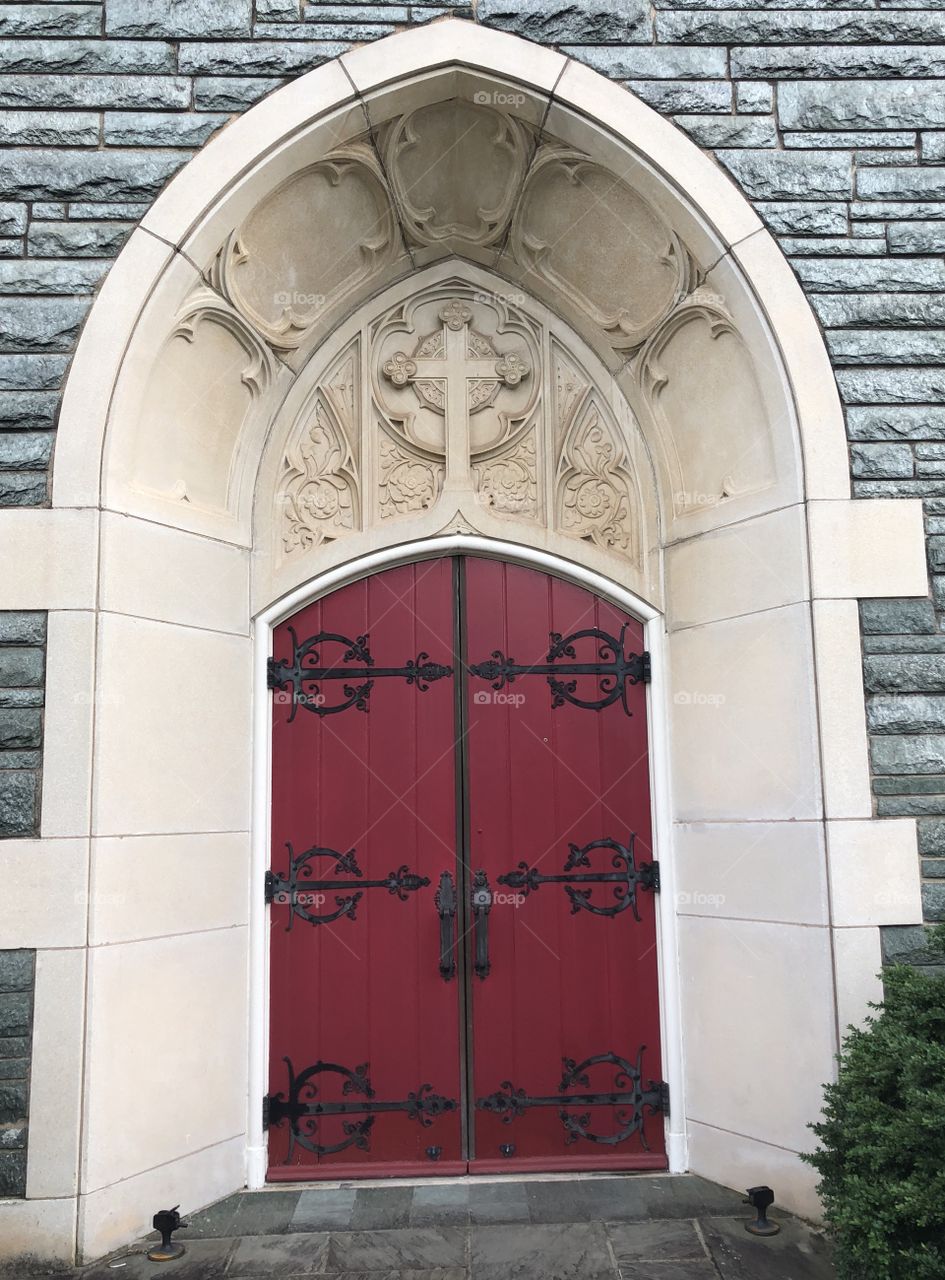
[99,83,802,614]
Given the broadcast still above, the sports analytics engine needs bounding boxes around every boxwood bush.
[803,940,945,1280]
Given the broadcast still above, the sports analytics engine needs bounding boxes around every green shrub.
[803,964,945,1279]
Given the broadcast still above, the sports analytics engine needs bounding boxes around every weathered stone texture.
[732,45,945,78]
[779,82,945,130]
[479,0,649,42]
[0,149,193,201]
[715,148,852,198]
[0,614,44,840]
[106,0,254,39]
[0,949,33,1197]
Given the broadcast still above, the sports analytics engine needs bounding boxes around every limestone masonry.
[1,1,944,928]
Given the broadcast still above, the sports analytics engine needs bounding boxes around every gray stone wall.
[0,611,45,838]
[1,1,944,929]
[0,949,34,1198]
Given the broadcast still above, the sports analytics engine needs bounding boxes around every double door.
[266,556,665,1177]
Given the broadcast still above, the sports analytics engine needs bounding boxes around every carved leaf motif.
[474,432,537,517]
[557,398,636,556]
[280,354,359,555]
[378,434,442,519]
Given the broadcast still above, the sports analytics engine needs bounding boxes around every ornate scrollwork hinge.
[268,626,452,719]
[476,1049,666,1149]
[469,623,649,715]
[265,1058,456,1160]
[267,842,429,930]
[498,835,658,922]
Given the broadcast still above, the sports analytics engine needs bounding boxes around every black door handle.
[435,871,457,982]
[471,869,493,980]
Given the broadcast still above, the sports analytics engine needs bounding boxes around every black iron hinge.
[262,1094,270,1129]
[264,869,281,905]
[266,657,282,691]
[640,651,651,683]
[658,1081,670,1115]
[640,860,660,894]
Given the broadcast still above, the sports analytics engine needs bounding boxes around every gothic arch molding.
[16,18,929,1263]
[53,18,848,520]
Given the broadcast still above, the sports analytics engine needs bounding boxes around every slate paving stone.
[312,1273,466,1279]
[701,1214,835,1279]
[327,1227,467,1271]
[607,1218,707,1262]
[291,1188,357,1231]
[410,1183,471,1225]
[469,1222,617,1280]
[618,1264,718,1279]
[524,1179,595,1222]
[350,1186,415,1230]
[232,1191,303,1236]
[226,1232,330,1275]
[633,1175,744,1220]
[178,1193,244,1238]
[580,1177,652,1222]
[468,1181,529,1224]
[78,1238,237,1279]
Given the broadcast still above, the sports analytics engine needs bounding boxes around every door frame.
[247,535,686,1187]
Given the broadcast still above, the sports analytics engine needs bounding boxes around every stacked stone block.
[0,950,33,1198]
[0,612,45,838]
[1,1,945,926]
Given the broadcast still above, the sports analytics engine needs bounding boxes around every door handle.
[435,871,457,982]
[471,869,493,980]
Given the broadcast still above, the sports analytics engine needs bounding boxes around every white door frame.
[247,534,686,1187]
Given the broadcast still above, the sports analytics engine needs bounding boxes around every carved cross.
[381,299,529,490]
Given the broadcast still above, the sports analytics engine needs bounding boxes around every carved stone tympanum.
[135,97,778,560]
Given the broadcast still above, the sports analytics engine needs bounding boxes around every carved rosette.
[474,431,537,517]
[379,433,443,519]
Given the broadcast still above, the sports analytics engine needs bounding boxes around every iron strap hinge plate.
[640,650,651,683]
[659,1080,670,1116]
[640,859,660,894]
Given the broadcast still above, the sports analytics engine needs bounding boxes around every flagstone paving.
[21,1176,836,1279]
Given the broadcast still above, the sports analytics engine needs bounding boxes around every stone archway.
[14,17,926,1264]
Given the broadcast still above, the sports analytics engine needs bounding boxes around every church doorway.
[265,556,664,1179]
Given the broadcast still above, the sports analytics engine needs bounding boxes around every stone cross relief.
[380,299,530,493]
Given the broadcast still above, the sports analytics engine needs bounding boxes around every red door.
[266,556,664,1179]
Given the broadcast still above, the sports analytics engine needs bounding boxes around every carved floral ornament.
[140,96,772,548]
[274,279,644,563]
